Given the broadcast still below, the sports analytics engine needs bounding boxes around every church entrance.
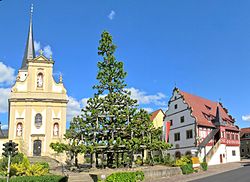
[33,140,42,156]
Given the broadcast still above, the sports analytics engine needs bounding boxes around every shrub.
[0,153,25,177]
[175,156,192,167]
[11,156,49,176]
[104,171,144,182]
[0,175,68,182]
[163,155,176,167]
[135,156,142,166]
[180,163,194,175]
[200,162,208,171]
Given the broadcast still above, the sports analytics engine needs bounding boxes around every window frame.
[174,132,180,141]
[186,129,193,139]
[180,116,185,123]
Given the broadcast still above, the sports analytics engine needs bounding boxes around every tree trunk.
[75,153,78,167]
[141,150,144,166]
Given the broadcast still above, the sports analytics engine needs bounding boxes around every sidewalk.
[146,160,250,182]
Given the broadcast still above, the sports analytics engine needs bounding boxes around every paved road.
[191,165,250,182]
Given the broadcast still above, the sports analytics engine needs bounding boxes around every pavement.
[191,165,250,182]
[145,159,250,182]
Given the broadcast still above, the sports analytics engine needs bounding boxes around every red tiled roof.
[150,109,165,121]
[240,128,250,137]
[177,89,238,131]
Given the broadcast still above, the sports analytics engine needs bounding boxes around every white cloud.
[242,115,250,121]
[43,45,53,58]
[0,88,11,113]
[108,10,116,20]
[127,87,167,106]
[0,62,15,86]
[34,40,53,58]
[143,108,154,113]
[34,41,41,52]
[1,125,8,130]
[67,88,167,121]
[67,96,90,121]
[67,96,82,121]
[81,98,89,108]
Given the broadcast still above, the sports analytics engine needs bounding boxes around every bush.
[175,156,192,167]
[0,175,68,182]
[163,155,175,167]
[200,162,208,171]
[180,163,194,175]
[0,153,25,177]
[135,156,142,166]
[104,171,144,182]
[11,156,49,176]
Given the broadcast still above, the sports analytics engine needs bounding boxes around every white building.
[164,88,240,165]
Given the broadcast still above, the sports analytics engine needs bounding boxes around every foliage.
[10,156,49,176]
[103,171,144,182]
[180,163,194,175]
[50,30,171,168]
[175,156,192,167]
[200,162,208,171]
[0,153,24,176]
[134,156,142,166]
[0,175,68,182]
[163,155,176,167]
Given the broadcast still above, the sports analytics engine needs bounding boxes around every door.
[33,140,42,156]
[220,154,223,163]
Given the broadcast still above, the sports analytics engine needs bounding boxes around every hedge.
[104,171,144,182]
[0,175,68,182]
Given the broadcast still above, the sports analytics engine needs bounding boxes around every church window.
[16,123,23,137]
[37,73,43,88]
[35,113,42,128]
[53,123,59,136]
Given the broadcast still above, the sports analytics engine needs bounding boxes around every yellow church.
[0,10,68,158]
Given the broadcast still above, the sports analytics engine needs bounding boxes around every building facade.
[164,88,240,165]
[150,109,165,128]
[6,12,68,158]
[240,128,250,157]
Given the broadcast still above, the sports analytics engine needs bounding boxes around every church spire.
[21,4,35,70]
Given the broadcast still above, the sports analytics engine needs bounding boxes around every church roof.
[176,88,239,131]
[21,5,35,70]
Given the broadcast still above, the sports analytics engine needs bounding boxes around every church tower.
[8,7,68,157]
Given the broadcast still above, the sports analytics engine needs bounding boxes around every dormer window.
[37,73,43,88]
[205,105,211,110]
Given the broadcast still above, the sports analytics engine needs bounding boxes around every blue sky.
[0,0,250,129]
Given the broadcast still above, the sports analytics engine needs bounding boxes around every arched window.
[175,151,181,159]
[35,113,42,128]
[53,123,59,136]
[185,151,192,157]
[37,73,43,88]
[16,123,23,137]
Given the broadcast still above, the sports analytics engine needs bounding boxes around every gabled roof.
[175,88,238,131]
[240,128,250,137]
[150,109,165,121]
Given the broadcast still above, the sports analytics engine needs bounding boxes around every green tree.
[50,31,171,168]
[50,117,86,167]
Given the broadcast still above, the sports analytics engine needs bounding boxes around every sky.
[0,0,250,129]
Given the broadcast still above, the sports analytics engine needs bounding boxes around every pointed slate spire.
[214,103,223,125]
[21,4,35,70]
